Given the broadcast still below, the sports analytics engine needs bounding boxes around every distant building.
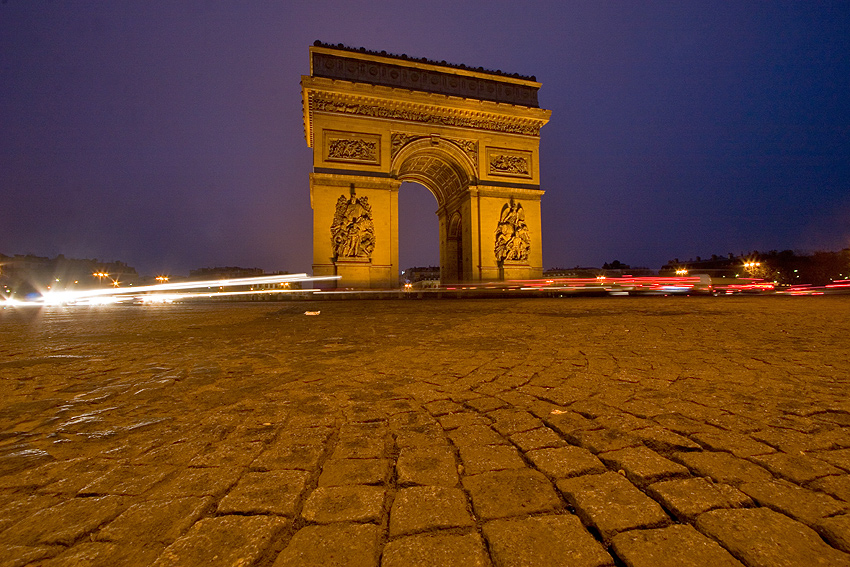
[188,266,264,280]
[401,266,440,287]
[0,253,139,296]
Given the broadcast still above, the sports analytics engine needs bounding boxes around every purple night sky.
[2,2,849,276]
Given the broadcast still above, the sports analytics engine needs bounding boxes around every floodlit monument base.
[302,42,551,288]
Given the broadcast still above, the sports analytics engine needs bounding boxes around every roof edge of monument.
[312,40,538,83]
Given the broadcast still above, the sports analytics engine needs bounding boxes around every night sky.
[2,2,849,277]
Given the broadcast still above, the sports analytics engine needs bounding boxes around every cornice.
[302,77,551,148]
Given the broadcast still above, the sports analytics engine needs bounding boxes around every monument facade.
[301,42,551,287]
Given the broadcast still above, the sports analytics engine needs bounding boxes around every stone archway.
[301,42,551,288]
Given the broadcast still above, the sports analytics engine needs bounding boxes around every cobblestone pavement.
[1,296,849,566]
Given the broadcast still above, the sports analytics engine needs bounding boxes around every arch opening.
[393,142,475,284]
[398,181,439,285]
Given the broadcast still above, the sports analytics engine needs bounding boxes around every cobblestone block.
[277,425,334,445]
[483,514,614,567]
[810,474,850,502]
[815,514,850,553]
[750,451,842,483]
[544,411,596,436]
[332,436,385,459]
[739,479,849,525]
[252,443,325,471]
[0,493,65,534]
[397,445,459,487]
[464,469,562,519]
[188,441,264,468]
[148,466,242,498]
[594,413,653,432]
[674,451,773,485]
[556,471,670,541]
[696,507,850,567]
[458,444,526,475]
[610,524,743,567]
[389,486,473,536]
[448,425,508,448]
[525,446,606,479]
[424,400,463,416]
[39,543,164,567]
[96,496,212,544]
[653,414,716,436]
[0,495,126,546]
[301,485,385,523]
[393,422,446,448]
[389,411,438,431]
[646,477,752,521]
[343,404,385,423]
[466,396,507,413]
[273,523,379,567]
[812,448,850,472]
[752,427,842,453]
[567,428,643,453]
[153,515,288,567]
[36,458,117,495]
[598,447,689,487]
[217,470,308,515]
[438,412,491,430]
[692,431,775,458]
[318,458,390,486]
[488,409,543,436]
[381,532,490,567]
[134,440,207,467]
[510,427,566,451]
[566,398,613,418]
[0,459,73,491]
[78,463,174,496]
[632,426,702,453]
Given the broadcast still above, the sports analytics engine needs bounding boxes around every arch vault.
[301,42,551,288]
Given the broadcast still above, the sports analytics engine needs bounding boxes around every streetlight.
[156,275,170,284]
[93,272,109,286]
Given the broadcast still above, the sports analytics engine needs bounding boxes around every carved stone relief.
[328,139,377,162]
[494,199,530,263]
[323,131,380,165]
[391,133,418,158]
[331,192,375,260]
[391,132,478,166]
[487,148,532,178]
[311,92,542,136]
[448,138,478,165]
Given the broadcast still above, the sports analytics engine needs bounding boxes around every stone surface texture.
[1,298,850,565]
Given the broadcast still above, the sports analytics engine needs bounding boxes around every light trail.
[3,274,341,306]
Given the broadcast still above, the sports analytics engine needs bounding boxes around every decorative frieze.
[487,148,533,178]
[310,92,543,137]
[494,198,530,262]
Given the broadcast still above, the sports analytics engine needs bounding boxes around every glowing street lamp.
[93,272,109,286]
[675,268,689,276]
[156,276,170,284]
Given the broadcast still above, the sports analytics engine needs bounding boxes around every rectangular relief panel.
[322,130,381,166]
[486,147,533,179]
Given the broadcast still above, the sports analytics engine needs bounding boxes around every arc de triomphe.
[301,42,551,288]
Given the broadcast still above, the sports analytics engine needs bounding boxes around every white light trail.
[4,274,340,306]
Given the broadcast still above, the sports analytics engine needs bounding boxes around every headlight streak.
[3,274,341,306]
